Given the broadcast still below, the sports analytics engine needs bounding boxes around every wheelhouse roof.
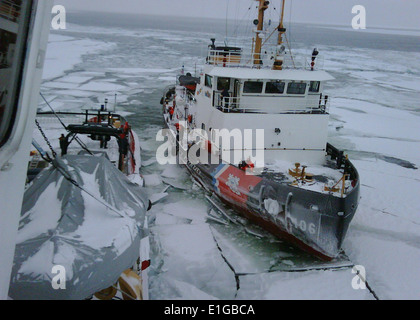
[206,67,334,82]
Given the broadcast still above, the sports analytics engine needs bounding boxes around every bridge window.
[205,74,213,88]
[217,77,230,90]
[309,81,320,93]
[287,82,307,95]
[243,81,263,94]
[265,81,285,94]
[0,0,32,148]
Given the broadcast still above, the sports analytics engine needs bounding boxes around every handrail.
[213,91,330,114]
[36,111,128,129]
[206,49,324,71]
[214,92,241,109]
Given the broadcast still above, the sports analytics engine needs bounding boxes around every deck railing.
[0,0,21,22]
[207,49,324,71]
[36,111,128,128]
[213,91,330,114]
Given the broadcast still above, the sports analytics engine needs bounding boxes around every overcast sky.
[56,0,420,30]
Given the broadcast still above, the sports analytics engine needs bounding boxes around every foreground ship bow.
[161,0,360,260]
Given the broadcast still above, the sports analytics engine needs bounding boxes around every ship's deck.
[261,158,352,197]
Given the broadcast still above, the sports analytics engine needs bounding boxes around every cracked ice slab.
[210,223,353,276]
[150,224,237,299]
[237,269,372,300]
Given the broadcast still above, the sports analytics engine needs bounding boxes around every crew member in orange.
[239,159,255,172]
[169,106,174,120]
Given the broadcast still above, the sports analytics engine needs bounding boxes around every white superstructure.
[162,0,360,262]
[191,53,333,166]
[176,0,336,167]
[0,0,53,299]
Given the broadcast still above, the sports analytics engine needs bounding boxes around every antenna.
[225,0,229,40]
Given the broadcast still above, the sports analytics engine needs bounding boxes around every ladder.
[28,153,41,170]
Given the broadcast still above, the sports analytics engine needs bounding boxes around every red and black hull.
[181,148,359,261]
[161,96,359,261]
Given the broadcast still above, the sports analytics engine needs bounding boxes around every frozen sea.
[38,11,420,300]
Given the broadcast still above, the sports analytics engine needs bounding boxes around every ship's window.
[287,82,307,95]
[309,81,320,93]
[201,123,205,131]
[0,0,32,148]
[217,77,230,90]
[265,81,285,94]
[205,75,213,88]
[243,81,263,94]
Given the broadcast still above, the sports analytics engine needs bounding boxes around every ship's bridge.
[200,66,334,114]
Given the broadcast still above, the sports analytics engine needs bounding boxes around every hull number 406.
[288,216,317,235]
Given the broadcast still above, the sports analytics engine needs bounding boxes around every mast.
[273,0,287,70]
[253,0,269,66]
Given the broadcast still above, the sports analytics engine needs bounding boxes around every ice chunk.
[149,192,168,205]
[151,224,237,299]
[264,199,280,216]
[143,174,162,187]
[237,269,371,300]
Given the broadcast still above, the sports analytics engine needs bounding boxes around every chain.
[35,119,57,159]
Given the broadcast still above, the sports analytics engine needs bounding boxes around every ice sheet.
[37,17,420,300]
[237,269,372,300]
[43,34,115,80]
[150,224,237,299]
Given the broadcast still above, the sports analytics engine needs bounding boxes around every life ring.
[94,268,143,300]
[94,285,117,300]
